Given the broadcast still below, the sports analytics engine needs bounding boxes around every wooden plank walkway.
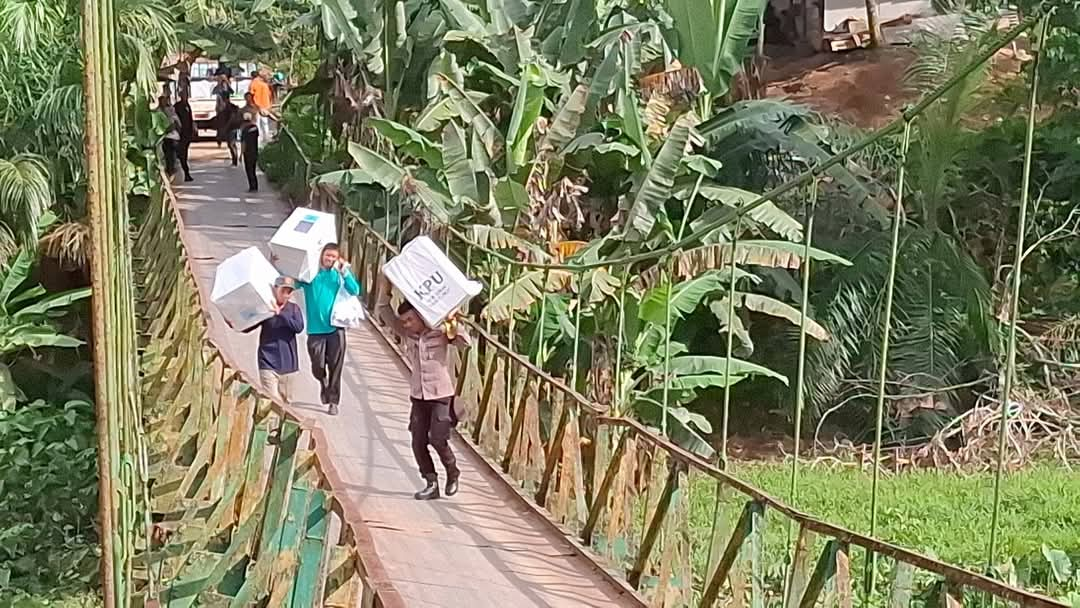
[174,144,644,608]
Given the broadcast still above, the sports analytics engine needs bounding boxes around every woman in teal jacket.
[298,243,361,415]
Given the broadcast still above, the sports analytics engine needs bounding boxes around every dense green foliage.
[0,244,96,602]
[0,0,176,603]
[0,0,175,263]
[0,400,98,599]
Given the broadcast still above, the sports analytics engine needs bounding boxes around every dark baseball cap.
[274,276,296,290]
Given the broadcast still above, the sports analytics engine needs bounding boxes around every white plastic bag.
[331,282,366,329]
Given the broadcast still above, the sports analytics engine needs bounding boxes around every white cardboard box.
[382,236,482,327]
[211,246,280,331]
[269,207,338,282]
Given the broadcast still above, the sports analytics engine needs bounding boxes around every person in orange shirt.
[248,69,273,144]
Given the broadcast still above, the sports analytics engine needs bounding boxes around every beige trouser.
[259,370,296,406]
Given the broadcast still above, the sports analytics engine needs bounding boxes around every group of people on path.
[234,243,469,501]
[160,67,278,192]
[159,90,194,182]
[175,64,466,500]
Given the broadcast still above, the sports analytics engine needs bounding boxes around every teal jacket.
[299,266,361,335]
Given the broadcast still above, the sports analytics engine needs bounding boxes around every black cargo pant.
[177,139,192,179]
[308,329,345,406]
[242,138,258,191]
[409,397,459,482]
[162,139,178,175]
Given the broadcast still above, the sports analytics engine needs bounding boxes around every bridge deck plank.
[173,145,641,608]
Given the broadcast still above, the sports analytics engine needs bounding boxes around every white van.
[161,58,260,138]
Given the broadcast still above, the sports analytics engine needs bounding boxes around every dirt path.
[762,46,1028,129]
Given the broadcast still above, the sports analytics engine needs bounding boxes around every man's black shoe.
[414,480,440,500]
[445,476,459,497]
[184,175,194,182]
[328,403,339,416]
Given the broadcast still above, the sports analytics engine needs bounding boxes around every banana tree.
[661,0,767,114]
[479,105,851,451]
[506,266,797,457]
[319,48,619,245]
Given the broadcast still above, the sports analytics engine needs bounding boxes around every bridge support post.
[83,0,146,605]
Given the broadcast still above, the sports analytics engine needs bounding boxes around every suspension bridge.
[79,2,1071,606]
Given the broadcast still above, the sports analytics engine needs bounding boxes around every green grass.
[588,461,1076,603]
[602,460,1079,603]
[644,460,1080,602]
[702,461,1080,566]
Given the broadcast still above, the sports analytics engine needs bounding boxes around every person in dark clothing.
[212,74,233,118]
[174,90,195,182]
[159,95,180,177]
[230,276,305,406]
[376,278,471,501]
[215,98,241,166]
[220,99,241,166]
[240,111,260,192]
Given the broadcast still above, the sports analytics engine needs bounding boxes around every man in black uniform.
[174,90,195,182]
[240,111,260,192]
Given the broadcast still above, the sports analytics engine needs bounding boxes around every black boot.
[445,474,459,497]
[414,479,439,501]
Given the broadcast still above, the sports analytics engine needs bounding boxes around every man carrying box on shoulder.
[376,275,470,501]
[296,243,360,416]
[226,276,304,406]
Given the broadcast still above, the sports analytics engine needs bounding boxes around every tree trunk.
[864,0,884,47]
[83,0,145,605]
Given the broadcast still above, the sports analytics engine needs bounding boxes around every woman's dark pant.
[409,397,459,482]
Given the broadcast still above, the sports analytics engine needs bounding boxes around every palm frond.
[638,240,849,287]
[0,0,65,54]
[802,227,994,422]
[0,154,51,244]
[116,0,178,96]
[904,10,1000,225]
[680,184,804,242]
[34,83,84,139]
[735,292,830,340]
[39,220,90,271]
[117,0,177,46]
[617,113,694,241]
[0,223,19,268]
